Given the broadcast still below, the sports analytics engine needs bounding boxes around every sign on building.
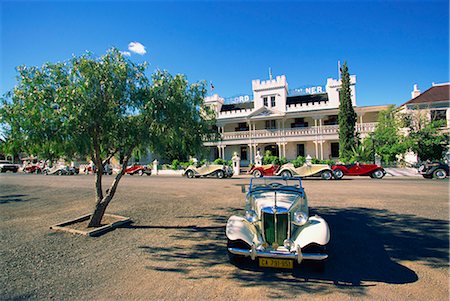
[289,85,326,96]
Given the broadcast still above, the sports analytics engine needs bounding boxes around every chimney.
[411,84,420,99]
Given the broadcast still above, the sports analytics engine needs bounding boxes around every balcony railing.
[219,123,377,141]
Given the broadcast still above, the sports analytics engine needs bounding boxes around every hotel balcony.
[204,122,377,146]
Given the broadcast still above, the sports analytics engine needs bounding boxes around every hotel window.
[297,144,305,157]
[235,122,249,131]
[265,120,276,129]
[263,97,268,107]
[431,109,446,122]
[240,146,248,160]
[271,96,276,107]
[331,142,340,158]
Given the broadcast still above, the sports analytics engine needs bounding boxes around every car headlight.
[293,211,308,226]
[283,239,294,251]
[245,210,258,223]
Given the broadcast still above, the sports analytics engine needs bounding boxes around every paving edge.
[50,213,131,236]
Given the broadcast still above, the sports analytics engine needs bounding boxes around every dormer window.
[271,96,276,107]
[263,97,268,107]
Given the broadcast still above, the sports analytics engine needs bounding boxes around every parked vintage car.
[83,164,112,175]
[226,177,330,270]
[23,165,42,174]
[276,163,334,180]
[43,165,69,175]
[332,163,386,179]
[125,164,152,176]
[0,160,19,173]
[418,161,449,179]
[248,164,280,178]
[184,164,233,179]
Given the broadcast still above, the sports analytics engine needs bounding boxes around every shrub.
[171,159,180,170]
[292,156,306,168]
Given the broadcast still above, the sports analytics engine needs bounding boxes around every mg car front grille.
[263,212,289,245]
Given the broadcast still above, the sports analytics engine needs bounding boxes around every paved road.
[0,174,448,300]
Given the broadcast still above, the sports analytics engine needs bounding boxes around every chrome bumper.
[228,245,328,264]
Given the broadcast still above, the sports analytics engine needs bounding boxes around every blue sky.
[1,1,448,106]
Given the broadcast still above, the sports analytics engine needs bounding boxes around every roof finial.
[269,67,273,80]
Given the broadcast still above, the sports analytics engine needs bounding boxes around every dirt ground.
[0,174,448,300]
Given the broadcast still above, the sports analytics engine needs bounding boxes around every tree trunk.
[88,200,109,227]
[87,152,131,227]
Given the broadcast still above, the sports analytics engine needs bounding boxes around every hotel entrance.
[264,145,279,157]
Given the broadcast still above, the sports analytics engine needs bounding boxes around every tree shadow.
[133,207,447,297]
[0,194,36,204]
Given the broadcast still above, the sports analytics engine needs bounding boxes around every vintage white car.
[276,163,334,180]
[226,177,330,270]
[184,164,233,179]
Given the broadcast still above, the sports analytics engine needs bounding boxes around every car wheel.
[371,169,385,179]
[227,239,251,265]
[321,171,332,180]
[216,170,225,179]
[433,168,447,179]
[252,170,262,178]
[186,170,194,178]
[333,169,344,180]
[281,170,292,178]
[138,170,144,176]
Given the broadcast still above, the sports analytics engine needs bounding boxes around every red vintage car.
[125,164,152,176]
[23,165,42,174]
[248,164,280,178]
[332,163,386,179]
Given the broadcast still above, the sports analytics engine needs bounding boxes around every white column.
[314,141,319,159]
[283,143,287,158]
[217,146,221,159]
[222,146,226,159]
[248,144,253,164]
[277,143,282,158]
[320,142,324,160]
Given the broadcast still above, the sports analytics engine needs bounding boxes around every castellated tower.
[252,75,288,112]
[204,94,224,115]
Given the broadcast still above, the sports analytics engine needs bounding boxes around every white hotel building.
[204,73,389,166]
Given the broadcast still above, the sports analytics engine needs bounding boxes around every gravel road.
[0,174,448,300]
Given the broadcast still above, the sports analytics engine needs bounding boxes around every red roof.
[402,84,449,106]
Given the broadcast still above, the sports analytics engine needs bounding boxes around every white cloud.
[128,42,146,55]
[120,51,131,57]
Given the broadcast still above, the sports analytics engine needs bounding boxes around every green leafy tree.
[338,62,357,161]
[0,48,215,227]
[370,105,408,163]
[405,110,449,161]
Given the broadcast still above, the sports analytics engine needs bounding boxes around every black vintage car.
[418,162,449,179]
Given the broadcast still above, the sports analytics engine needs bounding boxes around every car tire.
[252,170,262,178]
[333,169,344,180]
[216,170,225,179]
[321,171,332,180]
[433,168,447,179]
[186,170,194,179]
[138,170,144,176]
[281,170,292,178]
[371,169,385,179]
[227,239,251,265]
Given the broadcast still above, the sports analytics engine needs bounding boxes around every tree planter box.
[50,213,131,237]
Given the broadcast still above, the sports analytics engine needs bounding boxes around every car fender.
[226,215,262,246]
[276,165,296,176]
[293,215,330,248]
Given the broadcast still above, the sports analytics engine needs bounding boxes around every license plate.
[259,258,293,269]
